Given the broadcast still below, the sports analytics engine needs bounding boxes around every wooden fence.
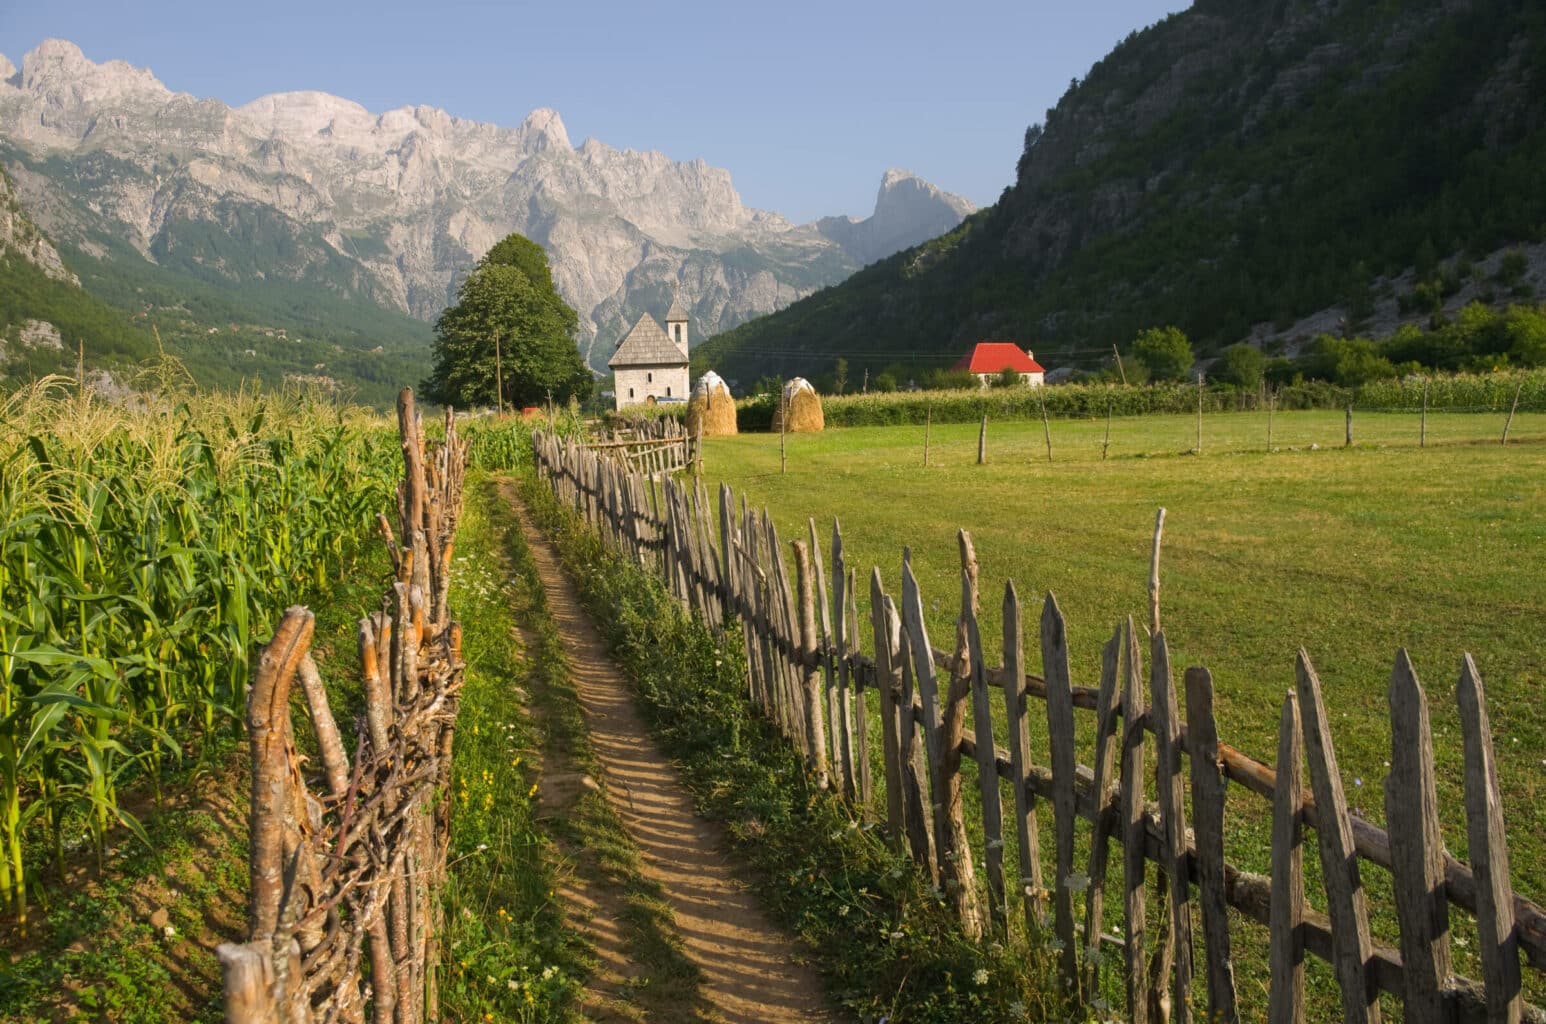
[532,428,1546,1024]
[219,389,469,1023]
[583,431,695,478]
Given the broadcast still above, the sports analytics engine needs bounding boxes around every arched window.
[628,387,634,398]
[674,325,682,343]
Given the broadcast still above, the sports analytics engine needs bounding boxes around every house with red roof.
[951,342,1046,388]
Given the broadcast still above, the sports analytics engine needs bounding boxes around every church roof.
[664,293,690,323]
[608,313,686,368]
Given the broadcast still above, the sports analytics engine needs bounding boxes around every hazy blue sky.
[0,1,1185,223]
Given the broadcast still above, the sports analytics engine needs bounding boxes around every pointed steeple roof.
[664,292,689,323]
[608,313,685,368]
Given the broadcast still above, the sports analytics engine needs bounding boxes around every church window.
[647,372,653,383]
[666,386,672,397]
[628,387,634,398]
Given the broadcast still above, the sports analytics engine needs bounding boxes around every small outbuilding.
[770,377,824,433]
[687,370,737,436]
[952,342,1046,388]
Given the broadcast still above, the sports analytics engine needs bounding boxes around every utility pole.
[1112,344,1128,386]
[493,327,504,417]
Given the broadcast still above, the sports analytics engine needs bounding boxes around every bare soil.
[508,489,838,1024]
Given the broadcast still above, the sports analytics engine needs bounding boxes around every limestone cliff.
[0,40,972,368]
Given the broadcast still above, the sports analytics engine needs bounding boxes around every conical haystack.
[686,371,737,437]
[770,377,824,433]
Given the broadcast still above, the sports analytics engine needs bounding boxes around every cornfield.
[0,376,399,926]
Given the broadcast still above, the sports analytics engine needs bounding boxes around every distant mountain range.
[0,39,974,397]
[696,0,1546,382]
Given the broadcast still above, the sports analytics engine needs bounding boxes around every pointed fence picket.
[531,428,1546,1024]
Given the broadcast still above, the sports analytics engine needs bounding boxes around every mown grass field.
[700,408,1546,1017]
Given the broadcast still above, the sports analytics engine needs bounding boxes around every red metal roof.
[951,342,1045,375]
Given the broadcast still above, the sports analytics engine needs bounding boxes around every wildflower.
[507,979,519,990]
[163,924,177,939]
[838,905,850,917]
[477,843,489,851]
[972,968,989,986]
[889,930,905,941]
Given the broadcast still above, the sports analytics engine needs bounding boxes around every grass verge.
[519,471,1072,1024]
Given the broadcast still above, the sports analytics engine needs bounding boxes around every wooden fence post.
[1186,667,1238,1024]
[961,532,1006,935]
[1296,649,1382,1024]
[793,540,830,789]
[978,415,987,465]
[1121,618,1150,1024]
[1385,650,1451,1024]
[1041,592,1080,991]
[1001,581,1045,934]
[871,569,905,850]
[1503,383,1522,446]
[1458,654,1523,1024]
[1267,691,1304,1024]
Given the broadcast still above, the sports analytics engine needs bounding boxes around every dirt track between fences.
[507,486,838,1024]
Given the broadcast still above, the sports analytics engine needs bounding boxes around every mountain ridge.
[0,39,973,375]
[695,0,1546,382]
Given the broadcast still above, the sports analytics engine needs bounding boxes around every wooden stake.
[1195,375,1203,454]
[1346,403,1353,448]
[977,414,987,465]
[1267,388,1275,451]
[923,403,932,467]
[780,385,788,475]
[1103,400,1112,460]
[1113,343,1128,385]
[493,328,503,417]
[1039,389,1053,462]
[1503,382,1522,445]
[1149,507,1166,636]
[1421,379,1429,448]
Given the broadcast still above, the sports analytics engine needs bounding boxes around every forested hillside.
[695,0,1546,382]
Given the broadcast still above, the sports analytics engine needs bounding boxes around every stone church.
[608,296,691,412]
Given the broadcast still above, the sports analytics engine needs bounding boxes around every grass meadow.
[699,408,1546,1018]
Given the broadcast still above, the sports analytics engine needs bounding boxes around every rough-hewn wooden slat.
[832,521,856,801]
[1150,631,1191,1024]
[1296,648,1382,1024]
[793,540,830,789]
[810,518,839,783]
[1187,666,1238,1024]
[1001,580,1044,934]
[871,570,905,849]
[1268,691,1305,1024]
[904,551,963,912]
[1041,591,1080,990]
[1458,654,1523,1024]
[848,567,870,813]
[1386,649,1452,1024]
[962,537,1007,935]
[1084,620,1124,999]
[1121,619,1150,1024]
[896,589,936,876]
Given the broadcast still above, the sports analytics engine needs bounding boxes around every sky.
[0,1,1186,224]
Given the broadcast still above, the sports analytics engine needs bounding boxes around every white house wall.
[615,365,691,411]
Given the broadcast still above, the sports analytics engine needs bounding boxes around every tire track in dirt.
[509,488,838,1024]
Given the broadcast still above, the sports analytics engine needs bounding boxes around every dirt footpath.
[510,491,838,1024]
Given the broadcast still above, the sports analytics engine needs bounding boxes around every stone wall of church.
[614,364,691,411]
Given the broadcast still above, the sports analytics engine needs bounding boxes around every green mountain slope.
[0,153,432,408]
[695,0,1546,381]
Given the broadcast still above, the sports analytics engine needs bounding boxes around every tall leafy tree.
[1130,325,1194,382]
[423,235,592,407]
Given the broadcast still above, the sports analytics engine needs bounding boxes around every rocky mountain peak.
[516,107,571,153]
[239,91,377,138]
[19,38,168,108]
[815,169,976,267]
[0,55,15,84]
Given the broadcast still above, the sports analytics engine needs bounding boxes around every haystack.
[770,377,824,433]
[686,371,737,437]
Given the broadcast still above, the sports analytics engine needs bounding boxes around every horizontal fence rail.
[219,391,469,1023]
[533,428,1546,1024]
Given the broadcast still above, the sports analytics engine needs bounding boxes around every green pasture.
[699,408,1546,1015]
